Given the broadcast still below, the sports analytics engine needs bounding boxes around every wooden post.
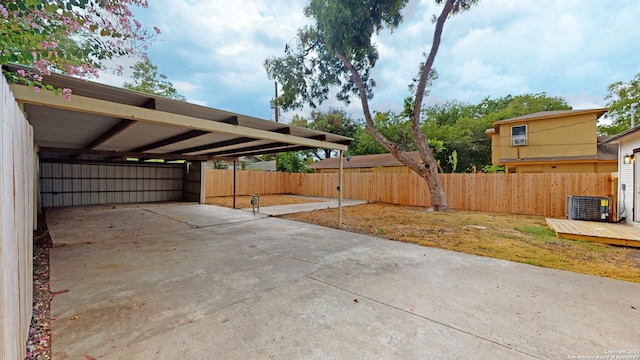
[338,150,343,227]
[274,82,279,172]
[233,161,237,209]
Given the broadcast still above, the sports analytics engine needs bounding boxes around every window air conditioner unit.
[566,196,611,222]
[512,136,526,146]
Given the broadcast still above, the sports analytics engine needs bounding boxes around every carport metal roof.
[4,64,351,162]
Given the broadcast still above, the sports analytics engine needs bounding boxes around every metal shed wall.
[184,161,204,203]
[39,160,186,207]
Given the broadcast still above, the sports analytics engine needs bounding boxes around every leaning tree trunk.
[337,0,456,211]
[361,121,449,211]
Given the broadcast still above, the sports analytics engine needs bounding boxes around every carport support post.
[338,150,343,227]
[233,161,237,209]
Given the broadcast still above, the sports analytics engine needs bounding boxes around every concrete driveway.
[47,203,640,359]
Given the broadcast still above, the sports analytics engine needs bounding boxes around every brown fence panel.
[205,169,614,217]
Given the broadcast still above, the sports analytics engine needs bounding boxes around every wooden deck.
[546,218,640,248]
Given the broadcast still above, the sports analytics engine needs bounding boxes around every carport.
[4,64,350,211]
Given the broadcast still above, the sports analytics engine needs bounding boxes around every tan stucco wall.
[494,113,598,162]
[507,161,617,174]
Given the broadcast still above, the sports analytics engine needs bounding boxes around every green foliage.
[0,1,155,76]
[351,111,414,155]
[481,165,505,173]
[448,150,458,173]
[290,108,359,159]
[277,152,309,173]
[123,60,187,101]
[213,161,228,169]
[601,72,640,135]
[265,0,412,111]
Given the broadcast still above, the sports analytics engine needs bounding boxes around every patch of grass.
[515,225,556,238]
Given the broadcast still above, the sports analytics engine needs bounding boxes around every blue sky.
[99,0,640,124]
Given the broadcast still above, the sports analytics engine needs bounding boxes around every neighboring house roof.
[601,124,640,144]
[240,155,264,164]
[309,151,421,169]
[489,108,608,131]
[246,160,276,172]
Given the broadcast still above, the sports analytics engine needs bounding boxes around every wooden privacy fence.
[206,170,615,218]
[1,76,35,358]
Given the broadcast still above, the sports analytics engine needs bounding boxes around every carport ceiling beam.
[170,136,255,154]
[11,85,349,151]
[131,130,209,152]
[38,146,213,161]
[204,142,289,156]
[81,119,135,150]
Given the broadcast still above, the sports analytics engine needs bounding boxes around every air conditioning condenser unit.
[566,196,611,222]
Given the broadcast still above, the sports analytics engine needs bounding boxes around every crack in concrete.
[142,208,265,229]
[305,275,540,359]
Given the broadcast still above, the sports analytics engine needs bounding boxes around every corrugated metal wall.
[40,161,185,207]
[184,161,204,202]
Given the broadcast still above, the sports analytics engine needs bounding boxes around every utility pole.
[274,81,279,171]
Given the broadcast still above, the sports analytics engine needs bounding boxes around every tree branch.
[336,53,428,173]
[410,0,455,160]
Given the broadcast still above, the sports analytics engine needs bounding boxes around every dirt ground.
[286,203,640,283]
[210,195,640,283]
[206,194,321,208]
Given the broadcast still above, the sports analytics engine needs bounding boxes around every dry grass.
[206,194,321,209]
[281,202,640,284]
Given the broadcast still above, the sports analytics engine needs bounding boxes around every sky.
[98,0,640,124]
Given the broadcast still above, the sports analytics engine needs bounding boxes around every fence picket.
[205,170,614,218]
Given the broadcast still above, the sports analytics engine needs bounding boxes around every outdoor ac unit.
[512,137,526,146]
[566,196,611,222]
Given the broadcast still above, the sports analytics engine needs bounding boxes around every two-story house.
[485,109,617,173]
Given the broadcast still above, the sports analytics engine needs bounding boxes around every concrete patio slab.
[47,204,640,359]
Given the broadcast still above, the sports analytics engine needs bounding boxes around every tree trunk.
[337,0,457,211]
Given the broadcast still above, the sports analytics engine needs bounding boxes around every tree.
[124,59,187,101]
[265,0,478,211]
[601,73,640,135]
[1,0,157,91]
[290,108,359,160]
[277,152,309,173]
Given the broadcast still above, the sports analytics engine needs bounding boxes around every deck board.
[546,218,640,248]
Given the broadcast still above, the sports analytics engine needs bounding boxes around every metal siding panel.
[73,193,82,205]
[62,178,72,192]
[90,164,99,178]
[63,193,72,207]
[52,175,62,193]
[82,163,90,178]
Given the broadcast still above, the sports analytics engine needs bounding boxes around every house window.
[511,125,527,146]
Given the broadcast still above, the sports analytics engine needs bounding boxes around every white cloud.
[556,91,606,110]
[90,0,640,120]
[172,81,200,93]
[186,99,208,106]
